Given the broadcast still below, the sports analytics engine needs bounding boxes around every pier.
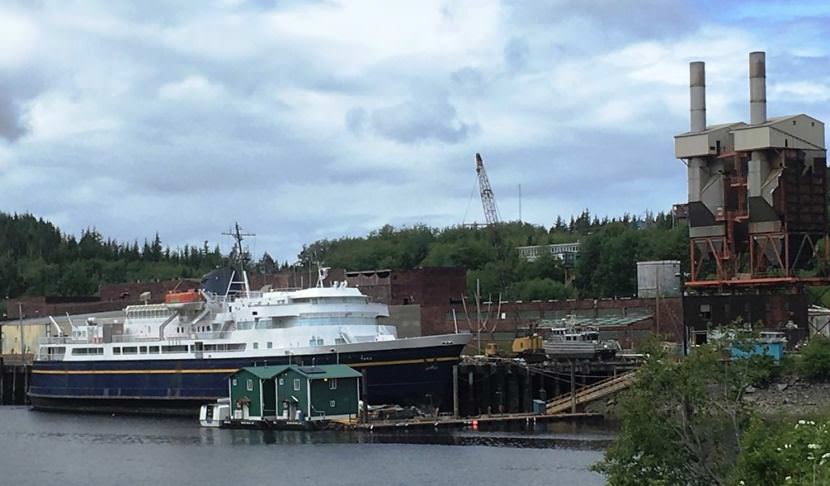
[0,356,32,406]
[453,357,640,417]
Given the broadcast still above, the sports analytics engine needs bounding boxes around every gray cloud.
[351,94,477,144]
[504,37,529,72]
[0,71,44,142]
[0,96,26,142]
[0,1,827,263]
[345,107,367,135]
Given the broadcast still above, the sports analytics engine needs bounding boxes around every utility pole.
[18,303,23,358]
[475,279,482,354]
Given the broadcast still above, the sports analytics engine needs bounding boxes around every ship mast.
[222,222,255,296]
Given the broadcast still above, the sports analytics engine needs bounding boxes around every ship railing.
[39,337,87,345]
[110,336,166,343]
[192,331,231,340]
[39,335,164,345]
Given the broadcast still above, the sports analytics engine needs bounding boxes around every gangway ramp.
[546,371,637,415]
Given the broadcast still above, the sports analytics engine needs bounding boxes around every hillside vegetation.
[299,210,687,300]
[0,210,687,307]
[0,212,225,299]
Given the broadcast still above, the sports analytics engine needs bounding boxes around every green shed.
[228,364,362,421]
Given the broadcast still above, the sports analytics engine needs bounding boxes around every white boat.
[200,398,231,427]
[31,225,472,414]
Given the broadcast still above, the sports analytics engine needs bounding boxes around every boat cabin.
[228,364,361,422]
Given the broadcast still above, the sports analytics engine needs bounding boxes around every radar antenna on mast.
[475,153,500,226]
[222,222,255,295]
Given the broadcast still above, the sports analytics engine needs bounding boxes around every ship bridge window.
[236,321,254,330]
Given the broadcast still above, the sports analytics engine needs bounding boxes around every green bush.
[733,417,830,485]
[798,336,830,381]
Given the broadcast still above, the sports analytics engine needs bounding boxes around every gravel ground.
[743,379,830,417]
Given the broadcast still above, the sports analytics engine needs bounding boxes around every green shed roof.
[235,364,362,380]
[294,365,362,380]
[240,365,291,379]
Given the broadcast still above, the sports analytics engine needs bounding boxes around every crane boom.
[475,152,500,225]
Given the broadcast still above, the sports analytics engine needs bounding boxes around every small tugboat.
[539,316,621,360]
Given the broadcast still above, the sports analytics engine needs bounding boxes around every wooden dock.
[349,411,602,431]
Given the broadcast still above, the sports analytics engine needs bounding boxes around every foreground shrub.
[798,336,830,381]
[733,417,830,485]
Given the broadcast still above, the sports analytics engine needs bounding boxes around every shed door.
[262,379,276,416]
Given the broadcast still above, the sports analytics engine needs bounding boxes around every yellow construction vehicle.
[484,334,545,362]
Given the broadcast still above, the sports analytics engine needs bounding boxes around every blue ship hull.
[30,343,465,415]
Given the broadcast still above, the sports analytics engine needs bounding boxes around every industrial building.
[675,52,826,286]
[516,242,580,264]
[674,51,828,344]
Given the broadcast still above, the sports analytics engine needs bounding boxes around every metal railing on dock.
[545,371,637,415]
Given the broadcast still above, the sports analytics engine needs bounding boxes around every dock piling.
[452,365,459,418]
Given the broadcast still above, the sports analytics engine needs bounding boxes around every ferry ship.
[30,228,471,415]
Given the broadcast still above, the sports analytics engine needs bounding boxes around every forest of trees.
[0,212,226,299]
[299,209,688,301]
[0,209,688,310]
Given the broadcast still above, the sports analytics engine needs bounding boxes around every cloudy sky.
[1,0,829,261]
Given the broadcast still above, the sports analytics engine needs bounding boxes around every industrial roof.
[538,314,652,328]
[238,364,362,380]
[675,121,746,138]
[730,114,809,129]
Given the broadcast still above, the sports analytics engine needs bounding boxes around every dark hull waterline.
[30,343,466,416]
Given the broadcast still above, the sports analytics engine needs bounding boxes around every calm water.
[0,407,609,485]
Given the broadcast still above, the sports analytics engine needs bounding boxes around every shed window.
[293,378,301,391]
[246,379,253,391]
[278,378,284,386]
[329,379,337,390]
[329,400,336,408]
[232,378,237,386]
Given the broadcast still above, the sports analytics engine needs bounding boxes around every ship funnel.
[749,51,766,124]
[690,61,706,132]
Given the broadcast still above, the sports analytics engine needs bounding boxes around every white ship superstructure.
[31,229,471,414]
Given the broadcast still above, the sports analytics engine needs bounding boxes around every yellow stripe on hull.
[32,356,459,375]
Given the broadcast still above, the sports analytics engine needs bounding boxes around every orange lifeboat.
[165,289,202,304]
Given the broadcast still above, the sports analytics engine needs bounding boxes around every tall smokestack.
[749,51,766,124]
[690,61,706,132]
